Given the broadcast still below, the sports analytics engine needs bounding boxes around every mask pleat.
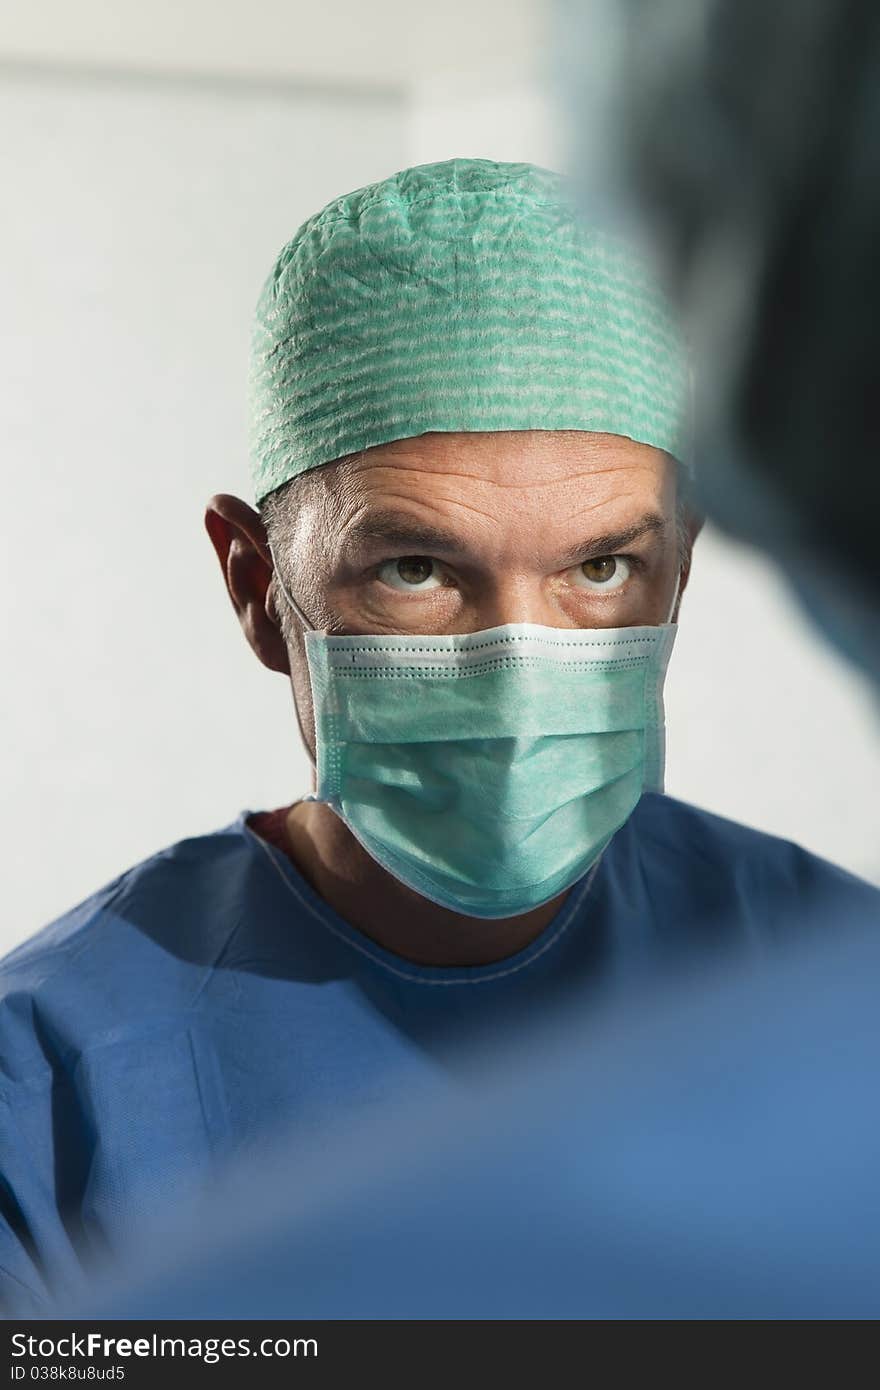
[305,623,675,917]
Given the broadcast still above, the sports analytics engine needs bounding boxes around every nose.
[472,578,574,631]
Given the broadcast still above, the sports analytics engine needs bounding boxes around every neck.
[282,800,570,968]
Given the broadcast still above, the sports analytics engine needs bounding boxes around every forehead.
[331,430,673,495]
[286,431,679,570]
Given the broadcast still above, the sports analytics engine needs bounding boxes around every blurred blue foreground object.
[3,794,873,1314]
[90,913,880,1320]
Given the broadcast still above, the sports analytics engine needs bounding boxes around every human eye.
[376,555,447,592]
[569,555,633,593]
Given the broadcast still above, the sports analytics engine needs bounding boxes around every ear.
[204,493,290,675]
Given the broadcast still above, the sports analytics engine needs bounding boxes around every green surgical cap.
[249,157,690,505]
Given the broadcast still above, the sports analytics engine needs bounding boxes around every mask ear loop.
[666,569,682,625]
[266,543,320,780]
[267,543,316,632]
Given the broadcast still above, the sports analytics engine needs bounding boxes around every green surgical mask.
[272,555,678,919]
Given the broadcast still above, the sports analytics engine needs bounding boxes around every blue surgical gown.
[0,792,876,1313]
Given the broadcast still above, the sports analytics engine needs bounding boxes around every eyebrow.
[340,509,667,566]
[341,512,474,558]
[554,514,667,567]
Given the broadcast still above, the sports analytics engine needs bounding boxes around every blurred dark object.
[571,0,880,678]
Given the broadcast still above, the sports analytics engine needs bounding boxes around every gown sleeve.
[0,1006,90,1315]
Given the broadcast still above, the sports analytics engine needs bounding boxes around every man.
[1,158,875,1314]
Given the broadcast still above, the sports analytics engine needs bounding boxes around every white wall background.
[1,5,877,953]
[0,68,410,950]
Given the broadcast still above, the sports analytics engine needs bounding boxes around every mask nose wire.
[266,542,321,781]
[666,568,682,625]
[267,543,316,633]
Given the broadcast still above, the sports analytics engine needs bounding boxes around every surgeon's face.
[206,429,697,765]
[289,428,685,630]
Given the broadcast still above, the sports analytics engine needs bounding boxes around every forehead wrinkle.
[302,452,674,569]
[344,487,500,531]
[349,434,665,478]
[350,460,649,491]
[355,427,662,457]
[567,488,659,520]
[332,461,667,520]
[351,463,523,496]
[422,494,508,524]
[330,502,482,562]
